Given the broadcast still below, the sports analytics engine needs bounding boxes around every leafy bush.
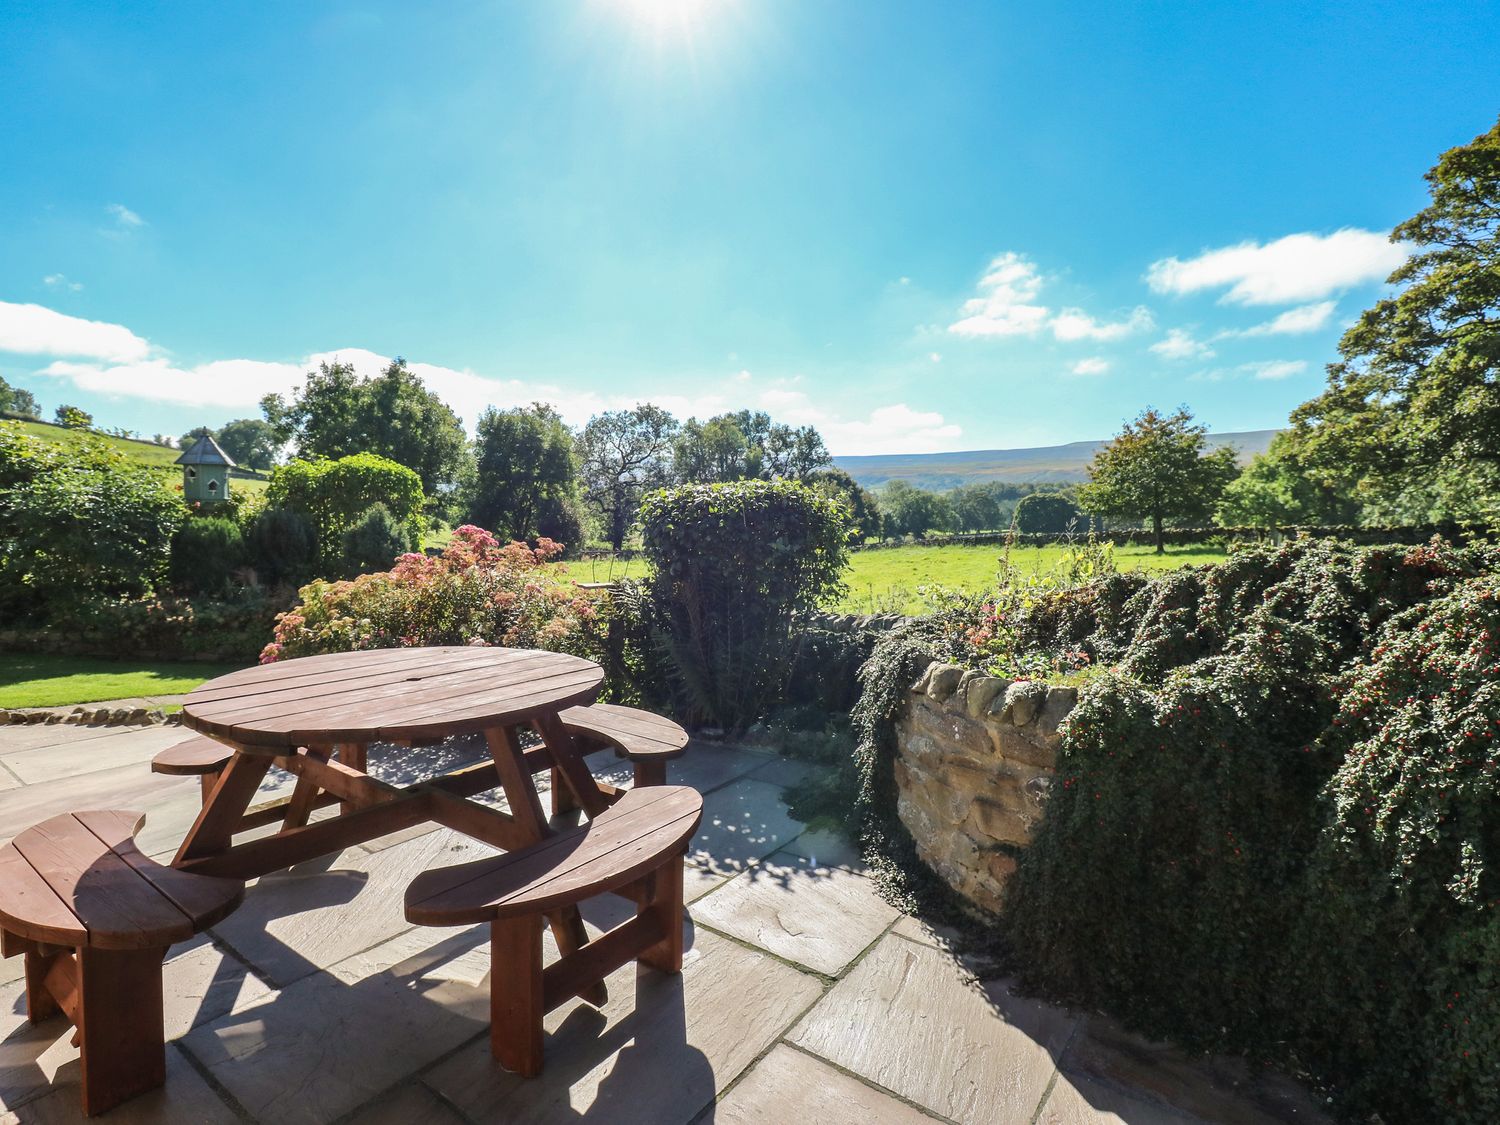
[637,480,850,729]
[263,525,604,663]
[169,517,245,596]
[64,591,282,661]
[985,539,1500,1122]
[0,422,185,618]
[244,506,319,587]
[340,503,414,577]
[265,453,425,571]
[1013,492,1081,533]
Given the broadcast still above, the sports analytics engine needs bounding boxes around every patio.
[0,718,1332,1124]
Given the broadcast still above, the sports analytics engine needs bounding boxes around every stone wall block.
[963,675,1010,720]
[1037,686,1080,740]
[924,664,964,702]
[991,724,1059,771]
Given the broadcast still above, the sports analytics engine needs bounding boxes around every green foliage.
[577,404,678,549]
[879,479,954,537]
[0,376,40,419]
[467,403,580,544]
[265,453,425,572]
[213,418,280,470]
[169,517,245,596]
[261,358,470,510]
[1013,492,1081,533]
[1281,117,1500,526]
[340,503,415,577]
[1216,432,1361,527]
[0,422,185,618]
[809,468,883,541]
[265,526,604,663]
[243,506,318,587]
[638,480,850,729]
[1079,406,1239,551]
[54,404,92,429]
[671,410,831,484]
[987,539,1500,1123]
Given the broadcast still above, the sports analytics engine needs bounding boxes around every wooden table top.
[182,646,605,750]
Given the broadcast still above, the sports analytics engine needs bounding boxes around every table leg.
[281,747,330,829]
[174,752,272,864]
[532,712,610,819]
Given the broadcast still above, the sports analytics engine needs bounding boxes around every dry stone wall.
[895,662,1077,914]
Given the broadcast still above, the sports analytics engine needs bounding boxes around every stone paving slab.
[0,1045,236,1125]
[780,825,866,873]
[688,778,807,876]
[716,1042,943,1123]
[1,726,191,785]
[691,852,900,976]
[790,933,1078,1125]
[423,927,823,1125]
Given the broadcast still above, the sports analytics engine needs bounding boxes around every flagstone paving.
[0,721,1334,1124]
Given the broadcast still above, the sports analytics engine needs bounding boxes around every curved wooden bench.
[405,785,702,1076]
[152,736,235,803]
[0,810,244,1117]
[550,703,689,815]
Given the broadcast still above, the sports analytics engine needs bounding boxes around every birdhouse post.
[175,434,236,504]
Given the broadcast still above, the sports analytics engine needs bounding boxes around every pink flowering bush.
[262,525,604,663]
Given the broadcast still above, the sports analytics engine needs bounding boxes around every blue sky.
[1,1,1496,454]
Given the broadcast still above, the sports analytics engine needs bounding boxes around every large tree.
[261,359,470,508]
[0,376,40,419]
[576,404,678,550]
[214,418,281,471]
[673,411,832,484]
[1278,117,1500,525]
[809,467,882,541]
[1079,407,1239,552]
[879,479,953,537]
[1216,432,1361,528]
[467,404,580,544]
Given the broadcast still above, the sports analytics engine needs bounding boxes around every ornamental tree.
[1079,406,1238,552]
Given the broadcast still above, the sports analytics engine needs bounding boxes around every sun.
[610,0,716,34]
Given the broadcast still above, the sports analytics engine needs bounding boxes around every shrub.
[169,517,245,596]
[244,507,319,587]
[0,423,184,618]
[340,503,414,577]
[1013,492,1081,533]
[637,480,849,730]
[265,453,425,571]
[263,525,604,663]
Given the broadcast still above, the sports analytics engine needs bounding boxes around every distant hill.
[835,430,1281,491]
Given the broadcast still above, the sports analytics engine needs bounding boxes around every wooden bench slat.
[0,847,87,946]
[151,737,234,776]
[9,815,198,950]
[407,786,701,925]
[72,811,244,930]
[558,704,689,760]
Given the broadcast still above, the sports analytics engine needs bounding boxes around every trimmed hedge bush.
[638,480,849,729]
[169,517,245,596]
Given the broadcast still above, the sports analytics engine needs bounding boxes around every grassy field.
[561,542,1224,614]
[833,542,1226,614]
[0,653,245,709]
[7,418,269,495]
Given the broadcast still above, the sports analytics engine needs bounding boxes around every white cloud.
[0,301,150,362]
[1070,357,1110,376]
[12,300,959,456]
[42,274,82,292]
[947,252,1050,338]
[1241,359,1308,381]
[1145,229,1408,306]
[948,252,1152,342]
[1150,328,1215,361]
[1050,306,1153,341]
[1230,301,1337,337]
[106,203,145,228]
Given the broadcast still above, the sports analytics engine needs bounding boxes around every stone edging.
[0,706,182,728]
[894,661,1077,914]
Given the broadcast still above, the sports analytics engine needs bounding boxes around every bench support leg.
[491,916,544,1078]
[549,766,579,816]
[76,946,168,1117]
[638,854,685,974]
[632,760,667,788]
[24,948,62,1023]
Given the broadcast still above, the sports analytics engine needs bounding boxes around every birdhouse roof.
[175,434,237,467]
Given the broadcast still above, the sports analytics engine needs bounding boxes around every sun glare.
[609,0,720,40]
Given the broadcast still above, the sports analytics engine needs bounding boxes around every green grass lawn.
[8,419,269,496]
[0,653,247,709]
[833,542,1227,614]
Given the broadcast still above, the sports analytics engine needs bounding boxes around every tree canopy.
[1079,407,1239,551]
[672,411,831,484]
[467,404,581,545]
[261,359,469,508]
[576,404,678,550]
[1278,116,1500,525]
[1014,492,1082,534]
[0,376,40,419]
[214,418,281,470]
[879,479,953,537]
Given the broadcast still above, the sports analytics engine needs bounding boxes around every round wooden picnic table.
[181,645,604,750]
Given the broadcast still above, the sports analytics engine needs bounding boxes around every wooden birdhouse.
[175,434,236,504]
